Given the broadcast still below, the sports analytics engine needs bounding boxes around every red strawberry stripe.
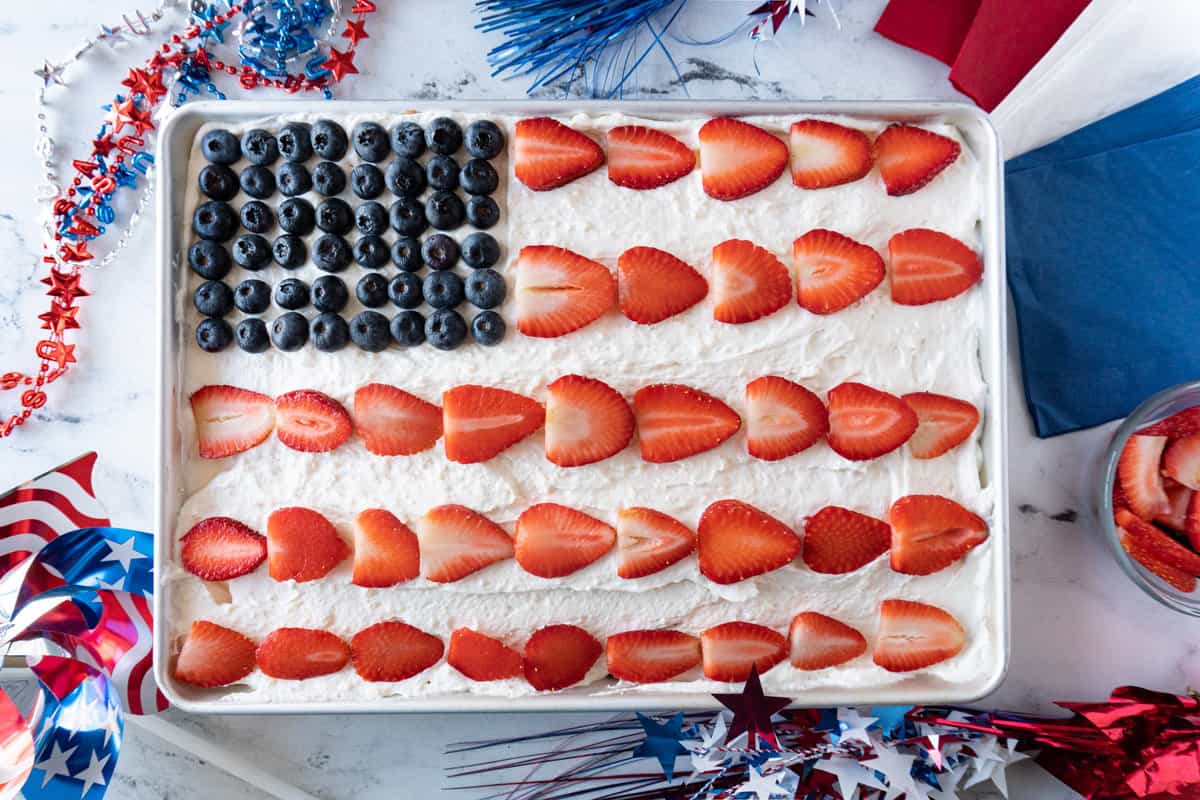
[792,229,885,315]
[523,624,602,691]
[443,384,545,464]
[606,125,695,190]
[888,228,982,306]
[417,504,513,583]
[801,506,891,574]
[189,384,275,459]
[633,384,741,463]
[545,374,634,467]
[447,628,523,682]
[697,499,800,584]
[274,390,352,453]
[788,612,867,670]
[255,628,350,680]
[699,117,788,201]
[745,375,828,461]
[606,629,702,683]
[514,503,616,578]
[903,392,980,459]
[352,384,442,456]
[267,507,349,583]
[617,246,708,325]
[789,120,873,190]
[874,124,960,196]
[352,508,420,588]
[873,599,965,672]
[174,620,256,688]
[514,117,604,191]
[515,245,617,338]
[826,382,918,461]
[700,621,787,682]
[711,239,792,324]
[180,517,267,581]
[351,621,444,683]
[616,507,696,580]
[889,495,988,576]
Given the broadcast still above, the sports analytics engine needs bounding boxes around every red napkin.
[874,0,981,67]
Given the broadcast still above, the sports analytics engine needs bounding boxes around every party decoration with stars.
[714,665,791,750]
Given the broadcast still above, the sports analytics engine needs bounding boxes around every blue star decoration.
[871,705,913,739]
[192,3,233,45]
[632,712,690,781]
[713,666,791,749]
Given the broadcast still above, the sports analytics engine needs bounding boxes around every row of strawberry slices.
[516,230,982,338]
[174,598,967,690]
[515,117,961,198]
[181,495,988,587]
[192,379,981,465]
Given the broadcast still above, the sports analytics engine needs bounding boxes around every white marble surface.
[0,1,1197,798]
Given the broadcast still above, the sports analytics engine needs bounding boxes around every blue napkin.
[1005,74,1200,437]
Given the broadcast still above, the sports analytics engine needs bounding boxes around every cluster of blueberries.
[189,116,509,353]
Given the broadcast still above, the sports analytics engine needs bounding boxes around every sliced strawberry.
[1156,484,1194,533]
[514,503,616,578]
[447,628,524,681]
[545,374,634,467]
[826,382,918,461]
[697,500,800,584]
[888,228,983,306]
[180,517,267,581]
[745,376,828,461]
[801,506,890,574]
[902,392,980,459]
[606,125,695,190]
[606,629,702,683]
[616,507,696,579]
[788,612,867,670]
[1119,526,1197,592]
[255,628,350,680]
[267,507,349,583]
[174,620,256,688]
[1114,508,1200,576]
[1117,435,1171,519]
[442,385,545,464]
[274,390,352,453]
[1186,492,1200,552]
[700,621,787,681]
[514,245,617,338]
[889,495,989,575]
[873,124,960,196]
[351,621,443,682]
[352,508,419,588]
[514,117,604,190]
[1138,406,1200,438]
[616,246,708,325]
[873,599,965,672]
[189,384,275,459]
[416,504,513,583]
[710,239,791,324]
[698,117,788,201]
[1163,435,1200,491]
[352,384,442,456]
[523,624,602,691]
[792,229,884,315]
[633,384,741,463]
[788,120,873,189]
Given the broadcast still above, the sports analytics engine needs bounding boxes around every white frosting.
[169,111,995,704]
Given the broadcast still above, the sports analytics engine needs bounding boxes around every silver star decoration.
[75,749,110,796]
[836,707,878,745]
[102,535,146,573]
[34,739,77,788]
[863,745,927,800]
[685,716,728,778]
[737,764,795,800]
[98,24,125,47]
[814,756,887,798]
[928,763,968,800]
[34,60,66,88]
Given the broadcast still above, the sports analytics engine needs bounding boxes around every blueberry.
[389,197,428,236]
[471,310,506,346]
[188,240,231,280]
[232,233,271,270]
[272,235,307,268]
[422,234,459,270]
[198,164,238,200]
[239,201,274,234]
[465,195,500,229]
[313,235,353,272]
[425,309,468,350]
[391,237,422,271]
[277,162,312,196]
[271,311,309,351]
[461,232,501,269]
[353,121,390,162]
[312,275,349,313]
[196,317,233,351]
[200,129,240,165]
[465,268,506,309]
[356,272,390,307]
[460,158,499,196]
[349,310,391,352]
[277,122,313,162]
[310,312,350,352]
[233,279,271,314]
[390,121,426,157]
[426,156,459,191]
[241,129,279,166]
[311,119,349,161]
[388,272,423,308]
[425,117,463,156]
[275,277,311,310]
[354,235,390,268]
[236,317,270,353]
[465,120,505,159]
[278,197,316,235]
[193,201,237,241]
[423,270,465,309]
[313,161,346,196]
[356,201,388,235]
[194,280,234,317]
[350,164,385,199]
[386,157,426,197]
[390,310,426,347]
[425,191,465,231]
[238,165,275,199]
[316,198,354,235]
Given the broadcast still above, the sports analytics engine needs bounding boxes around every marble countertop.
[1,1,1196,798]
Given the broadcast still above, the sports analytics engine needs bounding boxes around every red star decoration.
[41,270,89,305]
[713,666,791,750]
[321,47,358,82]
[122,102,155,136]
[38,302,81,334]
[91,134,117,158]
[341,18,369,46]
[58,241,93,263]
[104,96,138,134]
[36,339,77,369]
[121,67,167,105]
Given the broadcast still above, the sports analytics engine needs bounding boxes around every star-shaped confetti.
[814,755,888,799]
[38,302,81,334]
[714,666,790,750]
[632,712,690,781]
[42,270,89,305]
[836,707,878,745]
[341,17,369,46]
[98,24,125,47]
[737,763,797,800]
[120,67,167,105]
[192,3,232,44]
[58,240,94,263]
[34,60,67,88]
[321,46,358,81]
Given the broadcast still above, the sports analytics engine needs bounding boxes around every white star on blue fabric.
[34,739,77,788]
[75,749,110,796]
[101,535,146,574]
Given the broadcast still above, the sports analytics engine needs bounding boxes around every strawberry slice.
[1139,406,1200,438]
[606,125,695,190]
[1156,484,1194,533]
[616,507,696,579]
[873,124,960,196]
[1163,435,1200,491]
[826,382,918,461]
[889,495,989,575]
[745,376,828,461]
[1118,525,1197,592]
[352,508,419,588]
[710,239,791,324]
[792,229,885,315]
[274,390,352,453]
[888,229,983,306]
[352,384,442,456]
[514,117,604,191]
[698,117,788,200]
[1186,492,1200,552]
[697,499,800,584]
[442,384,545,464]
[416,504,513,583]
[180,517,267,581]
[788,612,867,670]
[351,621,444,682]
[267,507,349,583]
[873,599,965,672]
[514,503,616,578]
[616,246,708,325]
[902,392,980,459]
[1114,508,1200,576]
[606,629,702,683]
[801,506,891,574]
[789,119,873,189]
[523,624,602,691]
[447,628,524,681]
[515,245,617,338]
[255,628,350,680]
[700,621,787,682]
[545,374,634,467]
[633,384,741,463]
[174,620,257,688]
[1117,435,1172,519]
[189,384,275,459]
